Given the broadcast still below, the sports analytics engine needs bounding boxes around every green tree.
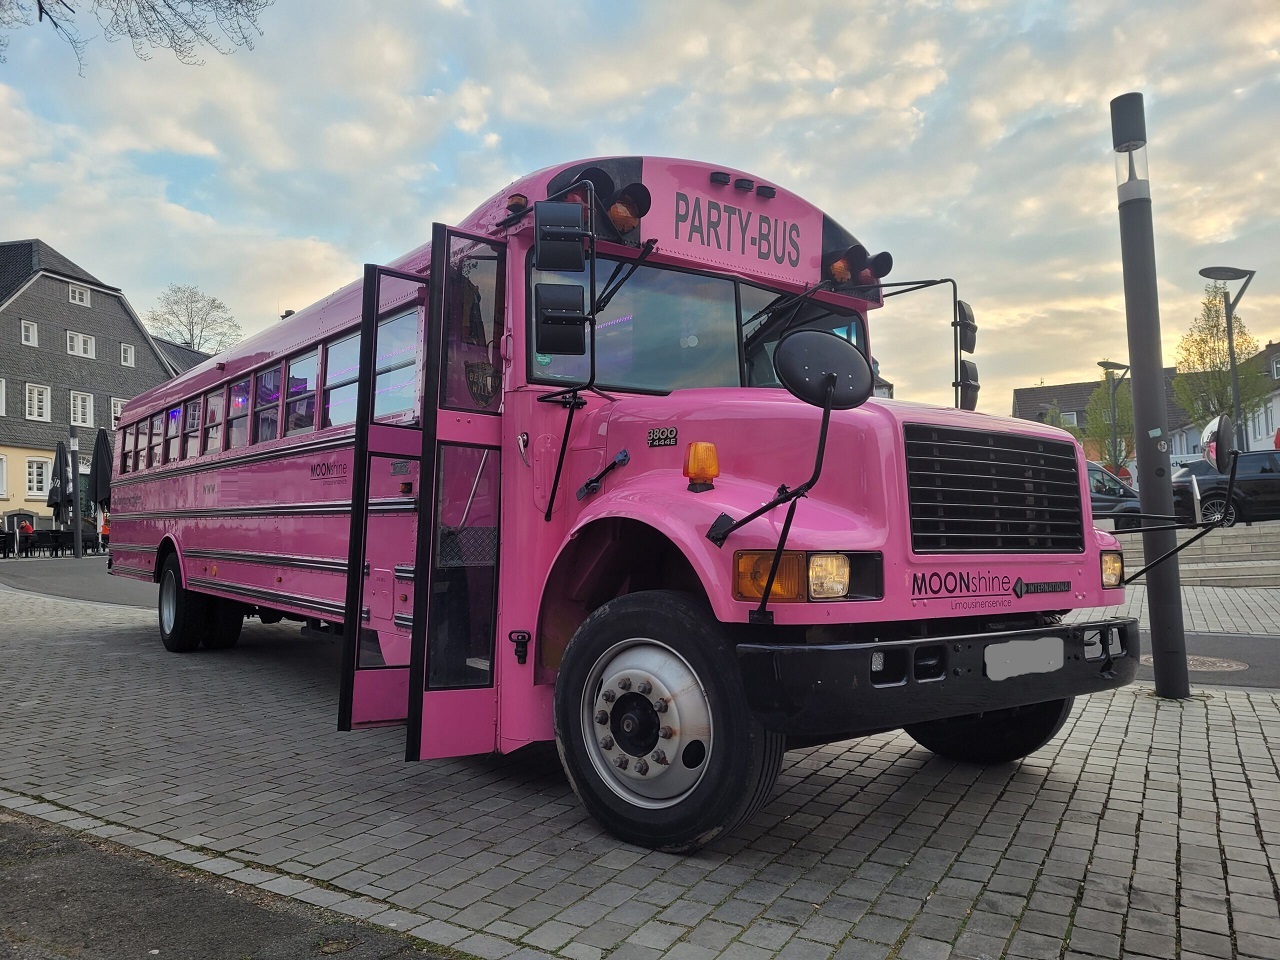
[144,283,242,353]
[1084,377,1134,472]
[0,0,271,69]
[1172,281,1271,428]
[1042,400,1082,439]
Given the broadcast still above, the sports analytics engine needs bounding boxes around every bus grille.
[905,424,1084,554]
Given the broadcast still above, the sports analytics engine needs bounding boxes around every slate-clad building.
[0,239,206,526]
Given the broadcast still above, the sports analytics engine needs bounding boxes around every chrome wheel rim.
[1203,498,1235,525]
[160,570,177,635]
[579,638,713,808]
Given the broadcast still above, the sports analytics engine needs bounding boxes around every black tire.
[1114,515,1139,531]
[158,554,208,653]
[1200,495,1239,527]
[554,590,785,853]
[201,599,243,650]
[905,697,1075,764]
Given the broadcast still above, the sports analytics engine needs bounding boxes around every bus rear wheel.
[158,554,207,653]
[202,600,243,650]
[904,697,1075,764]
[554,590,784,854]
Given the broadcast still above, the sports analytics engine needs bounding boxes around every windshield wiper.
[741,279,836,357]
[592,239,657,314]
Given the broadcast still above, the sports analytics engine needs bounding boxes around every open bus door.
[338,226,506,762]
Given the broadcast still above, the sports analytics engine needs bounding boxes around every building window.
[121,343,135,367]
[0,455,6,497]
[26,384,50,421]
[21,320,37,346]
[70,391,94,427]
[111,398,127,426]
[69,284,90,306]
[0,378,5,417]
[1060,411,1078,427]
[67,331,96,358]
[26,458,51,498]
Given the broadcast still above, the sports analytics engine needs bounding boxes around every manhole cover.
[1140,654,1248,672]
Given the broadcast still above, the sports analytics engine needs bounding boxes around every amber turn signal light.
[734,551,805,602]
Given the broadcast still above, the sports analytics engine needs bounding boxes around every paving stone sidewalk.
[1067,582,1280,636]
[1,586,1278,960]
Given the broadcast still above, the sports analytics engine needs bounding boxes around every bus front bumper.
[737,617,1140,740]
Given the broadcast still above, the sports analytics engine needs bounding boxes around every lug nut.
[601,689,616,703]
[613,756,629,770]
[599,736,613,750]
[659,726,674,739]
[653,699,668,713]
[637,680,652,695]
[617,677,632,691]
[634,760,649,775]
[651,749,668,765]
[595,710,609,725]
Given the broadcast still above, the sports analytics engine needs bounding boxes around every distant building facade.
[0,240,207,527]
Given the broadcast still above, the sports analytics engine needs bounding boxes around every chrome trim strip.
[183,548,348,573]
[186,577,345,619]
[112,433,355,487]
[113,496,413,522]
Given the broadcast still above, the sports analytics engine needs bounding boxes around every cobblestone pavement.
[2,586,1279,960]
[1068,583,1280,636]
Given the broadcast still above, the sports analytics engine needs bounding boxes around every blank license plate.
[985,637,1064,681]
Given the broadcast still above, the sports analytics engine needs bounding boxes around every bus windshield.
[530,257,865,394]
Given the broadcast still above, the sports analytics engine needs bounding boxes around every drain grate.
[1140,654,1248,672]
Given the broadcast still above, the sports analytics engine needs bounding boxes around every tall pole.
[1224,290,1247,451]
[1108,373,1119,471]
[69,426,84,559]
[1110,92,1189,699]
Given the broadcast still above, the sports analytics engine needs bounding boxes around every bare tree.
[145,283,243,353]
[0,0,272,69]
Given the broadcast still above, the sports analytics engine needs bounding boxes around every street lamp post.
[1199,266,1255,453]
[1110,92,1189,699]
[1098,360,1130,473]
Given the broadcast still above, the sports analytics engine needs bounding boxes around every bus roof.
[121,156,868,425]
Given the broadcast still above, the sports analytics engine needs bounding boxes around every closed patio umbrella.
[47,441,73,526]
[87,428,113,511]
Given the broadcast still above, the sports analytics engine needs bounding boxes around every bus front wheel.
[554,590,784,854]
[158,554,207,653]
[904,697,1075,764]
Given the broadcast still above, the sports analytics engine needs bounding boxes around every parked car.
[1172,451,1280,527]
[1088,462,1142,529]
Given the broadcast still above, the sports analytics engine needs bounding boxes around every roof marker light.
[756,185,776,199]
[734,178,754,191]
[709,172,731,185]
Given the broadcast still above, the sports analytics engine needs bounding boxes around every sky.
[2,0,1277,415]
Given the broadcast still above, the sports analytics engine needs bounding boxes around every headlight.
[809,554,851,599]
[1101,551,1124,588]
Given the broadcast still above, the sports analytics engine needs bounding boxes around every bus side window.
[182,399,202,459]
[165,407,182,463]
[374,311,417,421]
[227,378,251,450]
[132,422,144,472]
[120,426,133,474]
[254,366,281,443]
[148,413,164,467]
[203,389,225,454]
[324,332,359,428]
[285,352,317,435]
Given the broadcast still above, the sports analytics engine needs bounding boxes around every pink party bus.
[110,156,1138,852]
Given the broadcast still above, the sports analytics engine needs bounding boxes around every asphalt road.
[0,812,440,959]
[1,555,1277,687]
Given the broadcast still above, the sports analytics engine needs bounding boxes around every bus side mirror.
[959,359,980,411]
[956,300,977,354]
[1201,414,1235,474]
[534,283,588,356]
[534,201,589,273]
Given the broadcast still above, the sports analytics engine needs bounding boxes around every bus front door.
[406,225,506,761]
[338,264,430,730]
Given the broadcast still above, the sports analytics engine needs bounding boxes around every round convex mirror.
[773,329,874,411]
[1201,415,1235,474]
